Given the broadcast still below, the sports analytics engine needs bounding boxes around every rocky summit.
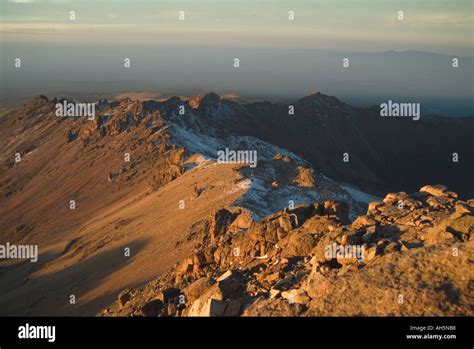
[0,93,472,317]
[106,185,473,317]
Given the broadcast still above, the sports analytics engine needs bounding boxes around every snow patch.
[169,122,376,221]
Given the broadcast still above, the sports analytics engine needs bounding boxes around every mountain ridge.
[0,92,472,316]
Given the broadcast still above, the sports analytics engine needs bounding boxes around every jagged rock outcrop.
[105,185,473,317]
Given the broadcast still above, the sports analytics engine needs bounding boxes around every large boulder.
[140,299,164,317]
[419,185,454,197]
[293,166,315,188]
[281,230,316,257]
[182,277,214,304]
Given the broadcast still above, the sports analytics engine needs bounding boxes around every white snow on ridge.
[168,123,308,164]
[169,124,221,158]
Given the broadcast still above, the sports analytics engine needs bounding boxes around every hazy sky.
[1,0,473,55]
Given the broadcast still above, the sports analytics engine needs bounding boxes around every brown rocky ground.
[0,96,246,315]
[106,185,473,317]
[0,95,363,315]
[1,95,472,317]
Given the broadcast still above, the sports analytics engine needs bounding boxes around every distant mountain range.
[2,45,472,116]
